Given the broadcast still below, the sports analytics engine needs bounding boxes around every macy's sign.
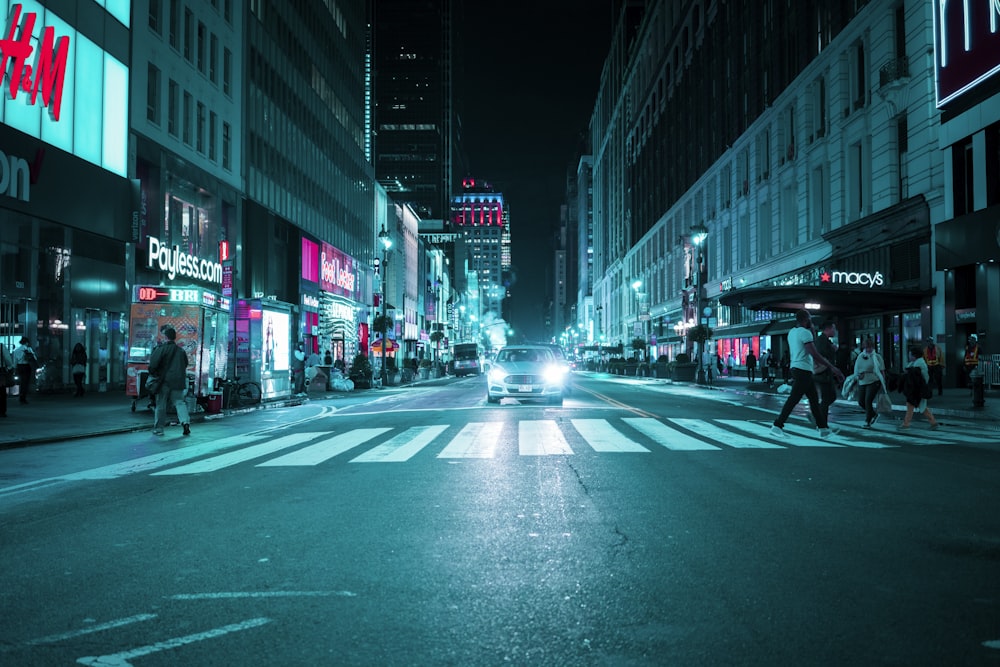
[820,270,885,288]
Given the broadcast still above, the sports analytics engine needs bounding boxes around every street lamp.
[377,225,392,386]
[631,279,645,361]
[691,222,709,383]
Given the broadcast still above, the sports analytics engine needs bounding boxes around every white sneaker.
[824,424,841,435]
[770,425,788,438]
[818,427,839,438]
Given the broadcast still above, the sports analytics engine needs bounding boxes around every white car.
[486,344,567,405]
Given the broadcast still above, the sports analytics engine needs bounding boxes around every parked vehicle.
[452,342,481,377]
[486,344,566,405]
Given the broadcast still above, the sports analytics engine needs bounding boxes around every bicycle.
[216,376,262,409]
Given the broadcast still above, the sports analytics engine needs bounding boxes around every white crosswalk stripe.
[350,425,449,462]
[520,420,574,455]
[258,429,391,466]
[438,422,505,458]
[571,419,650,452]
[720,420,844,447]
[152,433,324,475]
[625,417,721,450]
[669,419,785,449]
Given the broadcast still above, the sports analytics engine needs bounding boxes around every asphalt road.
[1,374,998,666]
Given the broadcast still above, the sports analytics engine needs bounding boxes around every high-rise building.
[451,178,509,320]
[371,0,461,221]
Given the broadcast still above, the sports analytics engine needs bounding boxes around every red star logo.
[820,271,831,283]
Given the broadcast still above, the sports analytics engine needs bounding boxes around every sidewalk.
[696,373,1000,423]
[2,373,996,449]
[0,375,454,449]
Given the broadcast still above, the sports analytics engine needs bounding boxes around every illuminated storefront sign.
[1,5,70,121]
[820,270,885,288]
[320,242,357,297]
[147,235,224,285]
[0,148,30,201]
[934,0,1000,107]
[134,285,230,310]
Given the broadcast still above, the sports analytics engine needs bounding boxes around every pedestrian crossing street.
[106,416,992,477]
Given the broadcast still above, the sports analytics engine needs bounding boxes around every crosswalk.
[1,418,986,498]
[129,417,990,477]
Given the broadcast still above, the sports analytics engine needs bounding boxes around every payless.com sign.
[820,269,885,288]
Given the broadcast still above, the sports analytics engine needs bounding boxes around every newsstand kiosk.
[126,285,231,411]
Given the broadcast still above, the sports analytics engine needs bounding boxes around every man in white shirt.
[771,309,845,438]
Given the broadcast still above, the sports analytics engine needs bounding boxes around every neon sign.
[320,242,357,296]
[147,236,224,285]
[820,270,885,288]
[934,0,1000,107]
[135,284,230,310]
[1,5,70,120]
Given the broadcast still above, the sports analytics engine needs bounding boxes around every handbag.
[876,390,893,414]
[72,363,86,375]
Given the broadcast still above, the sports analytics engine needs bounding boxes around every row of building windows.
[149,0,235,96]
[150,0,233,39]
[147,64,232,170]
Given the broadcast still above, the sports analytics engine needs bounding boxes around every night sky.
[457,1,615,342]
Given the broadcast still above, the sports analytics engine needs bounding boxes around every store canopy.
[719,285,935,316]
[370,338,399,352]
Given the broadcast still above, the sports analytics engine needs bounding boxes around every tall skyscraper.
[371,0,460,221]
[451,178,510,320]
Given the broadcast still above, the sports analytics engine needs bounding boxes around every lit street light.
[378,225,392,386]
[691,222,709,384]
[631,279,645,361]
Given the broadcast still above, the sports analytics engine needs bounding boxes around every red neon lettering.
[0,5,70,121]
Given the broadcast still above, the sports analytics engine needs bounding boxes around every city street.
[1,374,999,666]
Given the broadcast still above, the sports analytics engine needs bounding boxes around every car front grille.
[505,374,541,385]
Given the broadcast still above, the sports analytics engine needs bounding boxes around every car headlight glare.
[488,367,507,383]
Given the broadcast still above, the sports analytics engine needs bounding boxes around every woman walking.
[70,343,87,397]
[899,345,939,430]
[854,336,887,428]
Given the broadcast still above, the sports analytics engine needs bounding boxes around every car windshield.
[497,348,553,364]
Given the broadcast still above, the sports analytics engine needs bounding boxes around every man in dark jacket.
[811,320,839,428]
[149,326,191,436]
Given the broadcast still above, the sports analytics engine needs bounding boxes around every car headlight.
[543,364,566,385]
[488,367,507,383]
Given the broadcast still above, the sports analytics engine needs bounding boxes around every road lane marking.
[519,420,574,455]
[350,425,448,462]
[438,422,505,458]
[27,614,158,646]
[257,429,390,466]
[668,419,785,449]
[76,617,271,666]
[720,421,843,447]
[151,433,321,475]
[168,591,356,599]
[571,419,650,452]
[624,418,721,450]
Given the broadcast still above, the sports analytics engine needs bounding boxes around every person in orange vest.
[923,336,944,396]
[964,334,981,388]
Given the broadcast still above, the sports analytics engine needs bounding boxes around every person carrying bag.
[148,326,191,437]
[854,336,888,428]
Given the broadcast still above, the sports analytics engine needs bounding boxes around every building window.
[223,48,232,96]
[224,0,232,24]
[149,0,161,34]
[197,22,206,73]
[183,91,192,145]
[848,141,865,219]
[167,79,178,136]
[953,138,974,217]
[810,77,826,141]
[757,201,771,261]
[183,8,194,62]
[222,122,231,170]
[209,34,218,84]
[168,0,179,49]
[849,40,866,112]
[811,164,829,236]
[209,111,217,161]
[147,64,160,124]
[756,129,770,181]
[196,102,206,153]
[896,114,909,203]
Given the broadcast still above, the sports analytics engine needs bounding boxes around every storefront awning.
[719,285,935,316]
[370,337,399,352]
